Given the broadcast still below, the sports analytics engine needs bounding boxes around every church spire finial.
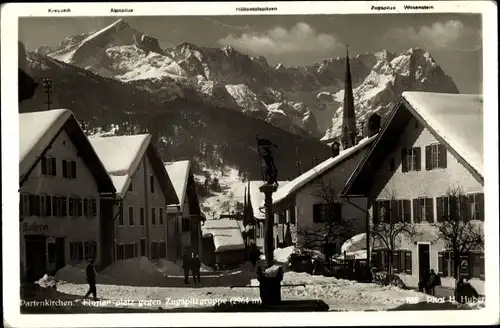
[341,44,356,149]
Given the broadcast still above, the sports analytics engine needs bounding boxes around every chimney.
[331,141,340,158]
[367,113,381,137]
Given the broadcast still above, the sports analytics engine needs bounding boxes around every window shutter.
[413,199,420,223]
[438,144,447,168]
[425,145,432,170]
[390,200,398,222]
[371,250,380,269]
[405,251,412,274]
[477,193,484,221]
[403,200,411,223]
[118,203,124,225]
[334,202,342,221]
[426,198,434,222]
[436,197,443,222]
[313,204,320,223]
[415,147,421,171]
[28,194,35,216]
[45,196,52,216]
[51,158,57,176]
[460,195,470,221]
[62,160,68,178]
[438,252,444,275]
[401,149,408,173]
[62,197,67,216]
[71,161,77,179]
[449,196,458,220]
[372,201,379,224]
[41,157,47,175]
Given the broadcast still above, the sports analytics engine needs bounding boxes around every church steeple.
[341,45,357,149]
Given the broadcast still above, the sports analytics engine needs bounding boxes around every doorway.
[418,243,430,281]
[25,235,47,282]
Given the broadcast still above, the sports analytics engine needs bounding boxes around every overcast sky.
[19,14,482,93]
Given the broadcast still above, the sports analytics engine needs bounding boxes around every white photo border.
[2,1,498,327]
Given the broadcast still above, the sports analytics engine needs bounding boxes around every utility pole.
[42,77,52,111]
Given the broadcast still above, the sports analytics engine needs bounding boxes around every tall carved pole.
[260,184,278,267]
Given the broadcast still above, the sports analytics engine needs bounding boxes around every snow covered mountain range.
[37,18,460,140]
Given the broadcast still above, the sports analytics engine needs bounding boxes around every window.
[150,175,155,194]
[83,199,89,217]
[62,197,67,216]
[140,207,145,226]
[40,195,47,217]
[151,208,156,225]
[118,205,124,226]
[140,238,146,257]
[396,200,412,223]
[20,194,31,216]
[182,217,190,232]
[41,156,56,176]
[436,196,450,222]
[117,244,125,260]
[313,203,342,223]
[426,143,447,170]
[128,182,134,192]
[47,243,56,263]
[401,147,421,172]
[45,195,52,216]
[70,243,77,261]
[389,158,395,171]
[90,242,97,260]
[128,206,134,226]
[28,195,41,216]
[469,252,485,279]
[373,200,391,224]
[159,241,167,258]
[62,160,68,178]
[84,242,91,260]
[278,212,286,224]
[77,198,83,216]
[468,193,484,221]
[70,161,77,179]
[125,243,135,259]
[78,242,84,260]
[151,242,158,260]
[159,209,164,225]
[91,199,97,216]
[371,250,412,274]
[69,198,75,216]
[413,198,433,223]
[289,208,296,225]
[438,251,455,277]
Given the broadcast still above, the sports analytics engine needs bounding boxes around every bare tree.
[430,187,484,280]
[370,190,420,276]
[296,179,355,258]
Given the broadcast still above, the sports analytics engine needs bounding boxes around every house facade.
[164,160,204,263]
[342,92,484,293]
[19,109,116,281]
[271,135,377,256]
[89,134,178,263]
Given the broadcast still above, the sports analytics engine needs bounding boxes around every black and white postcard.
[2,1,498,327]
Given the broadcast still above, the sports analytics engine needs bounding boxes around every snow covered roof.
[341,233,366,254]
[19,109,116,194]
[343,92,483,197]
[402,92,483,176]
[271,135,378,205]
[19,109,70,176]
[201,218,246,252]
[244,181,290,220]
[89,134,150,197]
[164,160,191,210]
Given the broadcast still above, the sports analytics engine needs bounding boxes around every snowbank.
[274,246,294,264]
[154,259,185,276]
[54,264,116,285]
[341,233,366,253]
[101,257,165,286]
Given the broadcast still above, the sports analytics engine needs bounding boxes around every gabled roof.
[342,92,484,197]
[164,160,191,210]
[89,134,178,203]
[271,135,378,205]
[164,160,201,215]
[201,218,246,252]
[19,109,115,194]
